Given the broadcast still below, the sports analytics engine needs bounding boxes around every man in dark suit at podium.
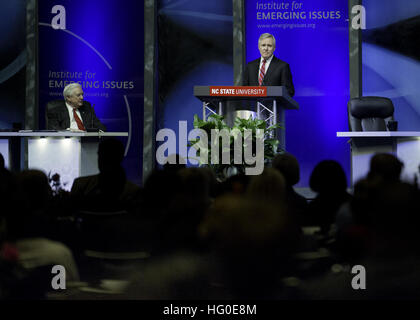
[242,33,295,97]
[46,83,107,131]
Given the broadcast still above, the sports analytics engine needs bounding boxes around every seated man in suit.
[242,33,295,97]
[46,82,107,131]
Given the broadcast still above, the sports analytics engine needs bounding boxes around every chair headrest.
[46,99,64,111]
[46,99,91,111]
[349,97,394,119]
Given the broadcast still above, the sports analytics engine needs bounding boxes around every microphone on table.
[91,104,94,130]
[90,103,97,131]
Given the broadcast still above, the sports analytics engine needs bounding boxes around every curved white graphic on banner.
[363,43,420,115]
[158,9,232,22]
[39,22,112,70]
[0,50,26,84]
[163,0,191,10]
[123,95,132,156]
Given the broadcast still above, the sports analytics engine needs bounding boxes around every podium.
[193,86,299,150]
[0,131,128,190]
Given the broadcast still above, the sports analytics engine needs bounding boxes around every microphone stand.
[91,103,96,131]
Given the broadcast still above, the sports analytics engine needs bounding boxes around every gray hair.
[258,33,276,47]
[63,82,82,98]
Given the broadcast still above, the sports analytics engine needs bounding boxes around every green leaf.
[194,114,210,129]
[208,113,224,121]
[264,138,280,146]
[255,119,266,129]
[267,123,283,131]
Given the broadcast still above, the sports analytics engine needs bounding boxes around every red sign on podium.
[209,86,267,97]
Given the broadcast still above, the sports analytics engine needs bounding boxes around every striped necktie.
[259,59,267,86]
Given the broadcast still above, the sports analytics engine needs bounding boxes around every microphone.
[91,103,94,130]
[88,102,99,132]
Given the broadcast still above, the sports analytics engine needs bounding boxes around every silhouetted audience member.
[0,154,17,240]
[71,138,142,212]
[69,138,144,260]
[272,153,309,226]
[247,167,286,203]
[132,168,184,254]
[142,168,182,218]
[163,153,187,174]
[247,167,302,248]
[0,152,4,169]
[123,193,302,300]
[4,147,420,299]
[157,168,212,254]
[368,153,403,183]
[6,170,79,285]
[0,154,21,299]
[306,160,351,235]
[337,153,416,261]
[219,173,250,196]
[199,195,302,299]
[304,156,420,299]
[199,166,220,198]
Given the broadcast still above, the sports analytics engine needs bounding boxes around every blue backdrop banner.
[0,1,26,130]
[245,0,350,187]
[362,0,420,131]
[38,0,144,185]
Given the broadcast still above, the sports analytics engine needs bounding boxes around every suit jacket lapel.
[61,101,71,129]
[264,56,277,84]
[253,58,261,84]
[80,108,86,123]
[80,105,91,125]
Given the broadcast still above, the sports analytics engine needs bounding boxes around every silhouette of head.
[5,170,52,239]
[0,153,15,220]
[247,168,286,202]
[163,154,186,173]
[199,194,300,298]
[143,169,181,214]
[199,194,295,256]
[222,174,250,195]
[178,168,210,201]
[368,153,403,182]
[17,169,52,212]
[97,138,125,173]
[0,153,4,169]
[310,160,347,193]
[272,152,300,186]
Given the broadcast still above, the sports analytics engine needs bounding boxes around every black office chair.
[45,100,64,130]
[348,97,395,131]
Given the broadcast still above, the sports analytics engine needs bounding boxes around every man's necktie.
[259,59,267,86]
[73,109,86,131]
